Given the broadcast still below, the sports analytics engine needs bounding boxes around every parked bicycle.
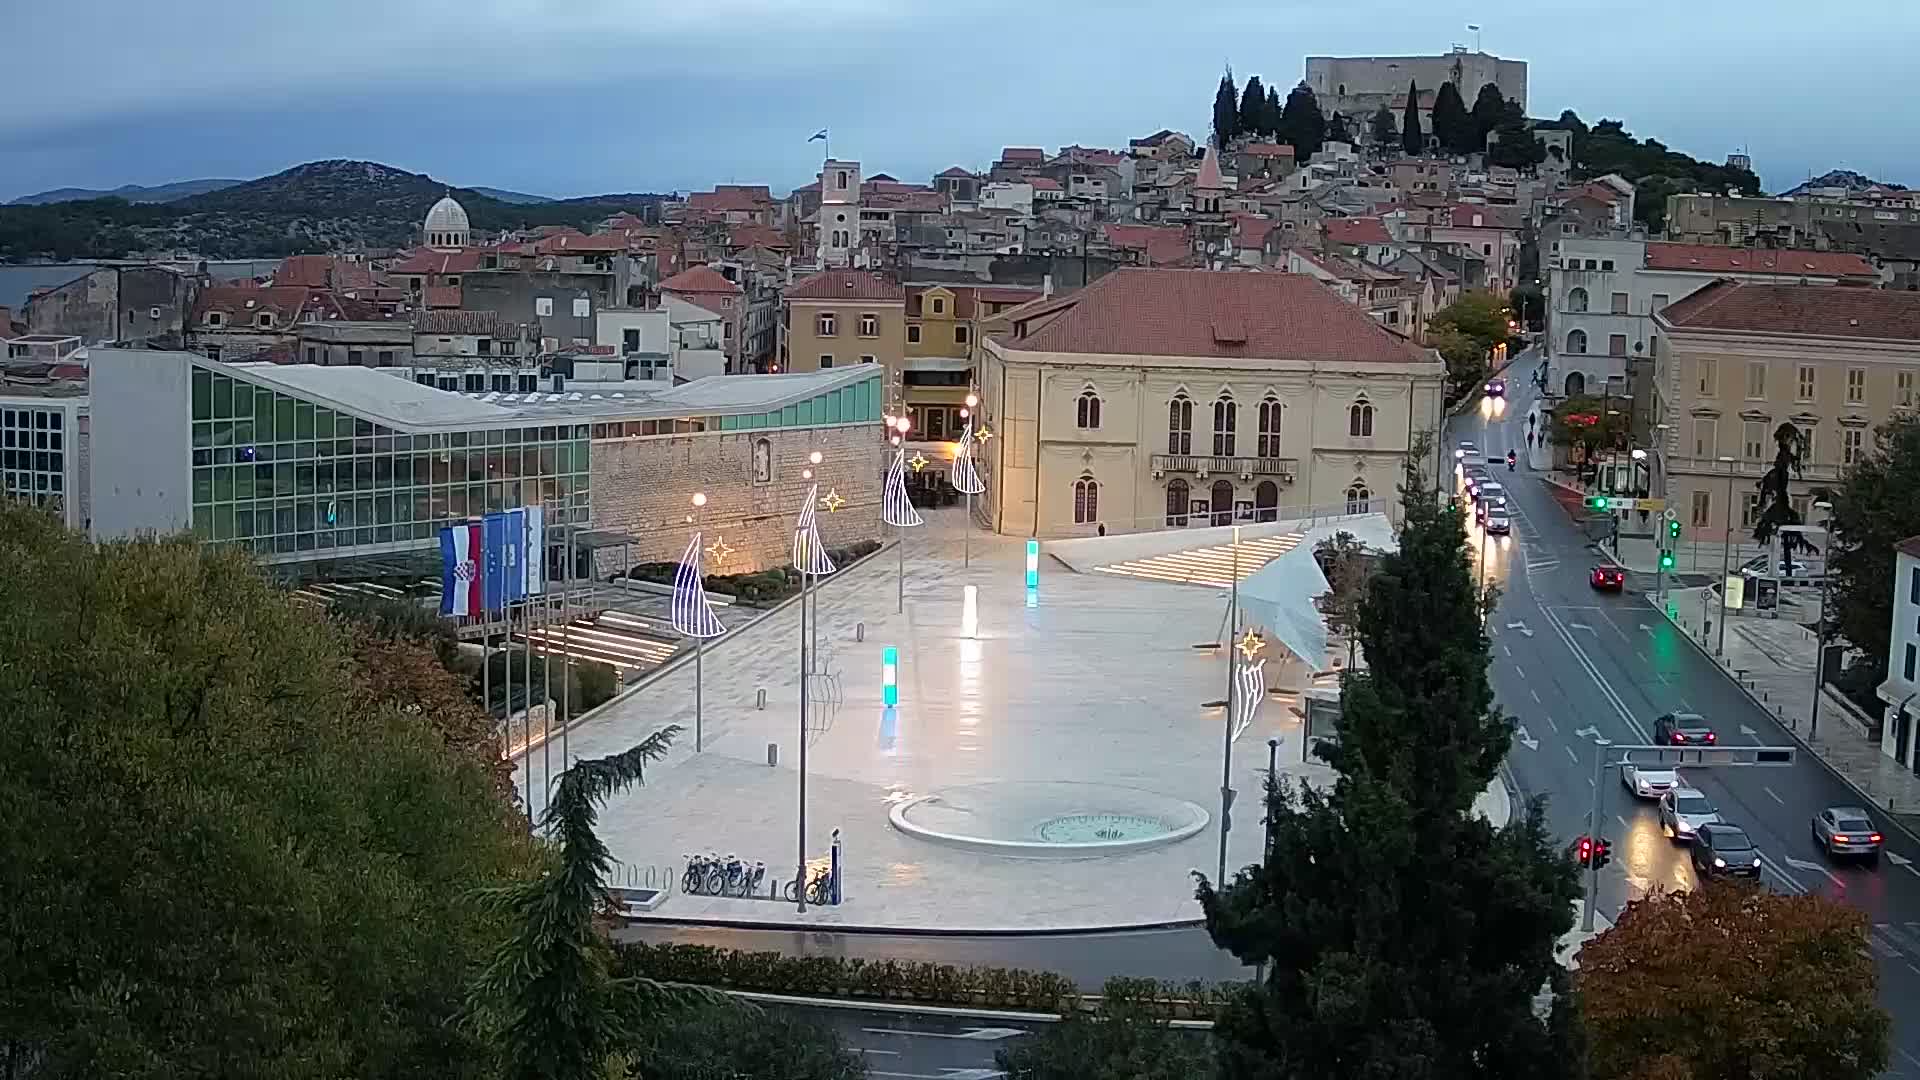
[682,852,766,898]
[782,866,834,905]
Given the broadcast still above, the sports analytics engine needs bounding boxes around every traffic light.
[1660,551,1676,570]
[1575,835,1595,869]
[1594,837,1613,870]
[1586,496,1608,511]
[1668,519,1682,540]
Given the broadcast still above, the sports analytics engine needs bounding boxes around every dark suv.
[1655,712,1717,746]
[1691,823,1762,879]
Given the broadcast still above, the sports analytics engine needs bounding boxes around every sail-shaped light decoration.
[670,531,728,639]
[1233,657,1266,742]
[792,482,838,576]
[882,448,925,528]
[952,422,985,496]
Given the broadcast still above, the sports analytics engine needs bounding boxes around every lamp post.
[1808,500,1833,737]
[791,454,836,913]
[882,431,925,616]
[673,492,729,754]
[1216,524,1241,886]
[1717,455,1736,657]
[964,392,979,567]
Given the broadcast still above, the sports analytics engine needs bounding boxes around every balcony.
[1151,454,1298,482]
[1666,454,1843,484]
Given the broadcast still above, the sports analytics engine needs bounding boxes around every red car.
[1590,566,1626,591]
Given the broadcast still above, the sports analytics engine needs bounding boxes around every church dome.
[423,195,471,248]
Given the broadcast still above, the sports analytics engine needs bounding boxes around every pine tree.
[1432,80,1472,155]
[1196,446,1581,1079]
[1401,80,1424,155]
[1266,86,1282,137]
[1325,111,1351,144]
[1275,82,1327,161]
[1369,104,1398,147]
[1212,69,1241,149]
[1239,75,1268,139]
[1470,82,1507,149]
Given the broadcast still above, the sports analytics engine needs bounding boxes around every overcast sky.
[3,0,1914,202]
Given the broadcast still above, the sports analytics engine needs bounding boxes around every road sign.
[1615,744,1795,767]
[1664,507,1679,521]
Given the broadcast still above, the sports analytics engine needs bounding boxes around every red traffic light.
[1575,836,1594,867]
[1595,838,1613,869]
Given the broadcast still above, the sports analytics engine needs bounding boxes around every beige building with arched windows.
[977,269,1447,537]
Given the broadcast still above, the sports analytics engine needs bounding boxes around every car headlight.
[1751,857,1761,868]
[1677,821,1693,833]
[1713,858,1726,868]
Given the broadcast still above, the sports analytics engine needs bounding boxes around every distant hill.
[1777,169,1908,197]
[8,178,244,206]
[469,186,553,205]
[0,159,671,261]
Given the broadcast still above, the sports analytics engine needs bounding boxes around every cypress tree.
[1266,86,1282,137]
[1401,80,1424,155]
[1326,111,1351,144]
[1369,104,1398,148]
[1432,80,1472,155]
[1276,82,1327,161]
[1212,69,1241,149]
[1239,75,1269,139]
[1470,81,1506,149]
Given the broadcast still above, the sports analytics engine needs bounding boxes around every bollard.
[767,742,778,767]
[756,687,767,709]
[856,621,865,643]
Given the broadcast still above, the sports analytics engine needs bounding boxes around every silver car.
[1811,805,1883,865]
[1659,787,1721,842]
[1622,763,1680,799]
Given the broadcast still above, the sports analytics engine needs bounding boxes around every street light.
[1808,500,1833,737]
[1717,455,1736,657]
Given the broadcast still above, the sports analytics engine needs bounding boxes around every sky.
[3,0,1917,203]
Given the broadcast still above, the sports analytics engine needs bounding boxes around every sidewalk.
[1654,585,1920,825]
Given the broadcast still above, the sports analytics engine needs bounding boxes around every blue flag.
[505,508,527,603]
[482,512,510,612]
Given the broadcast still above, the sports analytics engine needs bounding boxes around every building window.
[931,297,945,315]
[907,325,921,344]
[1743,421,1766,460]
[1566,287,1589,313]
[819,354,834,369]
[206,312,225,327]
[256,313,273,328]
[1610,292,1629,314]
[818,313,837,337]
[1257,396,1282,457]
[1746,361,1767,399]
[1848,367,1866,403]
[955,325,970,345]
[1652,293,1670,314]
[1073,474,1099,524]
[536,297,553,317]
[1608,334,1627,357]
[860,355,875,364]
[1907,643,1917,683]
[1166,479,1190,525]
[305,347,317,363]
[1692,418,1716,458]
[1601,259,1616,271]
[1168,395,1193,454]
[859,313,878,336]
[1691,490,1711,528]
[1800,425,1817,465]
[1741,493,1760,528]
[1566,329,1587,354]
[1348,398,1374,438]
[1797,364,1816,401]
[1697,357,1717,395]
[1844,428,1865,464]
[1346,481,1371,515]
[1213,394,1237,455]
[1912,566,1920,605]
[1076,389,1102,429]
[348,349,364,367]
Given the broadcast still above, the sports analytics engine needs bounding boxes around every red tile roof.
[1326,217,1392,245]
[1104,224,1193,266]
[273,255,373,290]
[1000,147,1046,162]
[864,190,949,213]
[1233,214,1276,248]
[688,188,771,213]
[387,248,485,275]
[1656,280,1920,340]
[658,265,743,295]
[727,224,788,251]
[1447,204,1524,230]
[1896,535,1920,561]
[938,166,974,178]
[1239,142,1296,159]
[785,269,905,302]
[1643,243,1877,279]
[534,232,628,255]
[1029,177,1062,191]
[1004,269,1437,365]
[1196,147,1225,190]
[424,285,461,309]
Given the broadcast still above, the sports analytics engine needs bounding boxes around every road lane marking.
[1758,853,1807,893]
[1878,922,1920,957]
[858,1049,903,1056]
[1869,929,1903,959]
[1543,607,1650,742]
[1763,786,1785,805]
[1635,650,1649,664]
[1566,746,1580,764]
[1782,854,1843,887]
[1616,814,1629,830]
[1503,645,1512,657]
[1568,622,1594,632]
[1900,1046,1920,1071]
[863,1027,1029,1041]
[1544,713,1558,731]
[1517,667,1527,679]
[1530,689,1542,704]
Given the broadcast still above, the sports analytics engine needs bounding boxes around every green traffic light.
[1660,553,1675,570]
[1668,519,1682,538]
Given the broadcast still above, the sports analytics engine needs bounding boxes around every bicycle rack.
[607,862,673,914]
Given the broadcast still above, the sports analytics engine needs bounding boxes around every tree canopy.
[1470,82,1507,149]
[1578,882,1889,1080]
[1431,81,1474,155]
[1532,110,1761,231]
[1213,69,1242,149]
[1325,111,1352,144]
[1401,81,1425,155]
[0,505,533,1078]
[1428,290,1513,401]
[997,986,1217,1080]
[1195,447,1581,1079]
[1239,75,1272,138]
[1370,104,1399,147]
[1545,393,1629,458]
[1826,412,1920,684]
[1275,82,1327,162]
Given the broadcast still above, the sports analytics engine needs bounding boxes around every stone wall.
[589,423,884,579]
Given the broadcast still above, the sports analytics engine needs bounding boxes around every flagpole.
[533,510,547,824]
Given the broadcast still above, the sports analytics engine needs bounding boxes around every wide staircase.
[1095,530,1307,588]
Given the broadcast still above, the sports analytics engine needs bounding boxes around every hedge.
[620,540,884,608]
[613,943,1234,1020]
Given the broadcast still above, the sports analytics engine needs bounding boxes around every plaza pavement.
[520,507,1508,931]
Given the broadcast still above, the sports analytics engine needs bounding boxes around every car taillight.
[1871,833,1884,843]
[1673,733,1686,743]
[1705,732,1716,743]
[1833,835,1850,844]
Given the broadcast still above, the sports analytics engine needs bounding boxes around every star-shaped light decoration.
[1235,627,1267,662]
[974,423,994,444]
[908,452,929,473]
[704,535,735,562]
[819,488,847,513]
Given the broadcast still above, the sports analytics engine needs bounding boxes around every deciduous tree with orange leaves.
[1576,880,1889,1080]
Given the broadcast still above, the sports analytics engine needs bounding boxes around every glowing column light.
[882,646,899,706]
[961,585,978,639]
[1025,539,1039,589]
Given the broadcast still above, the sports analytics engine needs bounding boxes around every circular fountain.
[888,781,1209,858]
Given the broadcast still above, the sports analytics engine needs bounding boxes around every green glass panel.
[275,463,294,497]
[213,467,234,502]
[235,466,255,499]
[294,402,315,440]
[232,419,254,446]
[191,505,211,539]
[192,422,212,449]
[314,408,335,440]
[211,375,233,419]
[191,369,212,420]
[192,469,212,505]
[212,504,235,541]
[254,386,274,425]
[782,404,799,427]
[276,397,295,437]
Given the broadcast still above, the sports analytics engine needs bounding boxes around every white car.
[1622,763,1680,799]
[1659,787,1722,842]
[1455,441,1478,461]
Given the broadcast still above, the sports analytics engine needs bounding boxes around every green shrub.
[998,984,1218,1080]
[628,999,865,1080]
[574,659,620,711]
[620,540,885,609]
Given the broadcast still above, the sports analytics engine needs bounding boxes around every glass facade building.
[189,365,589,559]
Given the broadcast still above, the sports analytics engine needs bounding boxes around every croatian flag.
[808,128,828,143]
[440,521,484,617]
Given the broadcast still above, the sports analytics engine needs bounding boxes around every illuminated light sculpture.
[1233,658,1266,742]
[671,533,728,640]
[792,479,837,913]
[962,584,979,639]
[883,448,924,614]
[908,451,929,473]
[1235,627,1267,662]
[882,645,899,706]
[1025,538,1040,589]
[954,422,986,569]
[820,487,847,513]
[792,483,838,576]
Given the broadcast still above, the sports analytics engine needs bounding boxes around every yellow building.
[978,268,1447,536]
[779,270,906,385]
[902,284,1043,441]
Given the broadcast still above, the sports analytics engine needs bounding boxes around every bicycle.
[782,866,834,905]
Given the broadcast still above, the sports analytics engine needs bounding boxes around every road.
[1476,349,1920,1077]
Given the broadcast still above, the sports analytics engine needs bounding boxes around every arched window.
[1567,287,1589,313]
[1073,474,1100,525]
[1346,481,1372,515]
[1166,479,1190,526]
[1210,479,1234,526]
[1255,480,1279,522]
[1213,393,1237,456]
[1168,395,1193,454]
[1076,389,1102,429]
[1566,328,1588,354]
[1257,395,1283,457]
[1348,398,1374,437]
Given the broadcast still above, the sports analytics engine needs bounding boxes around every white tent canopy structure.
[1237,514,1399,668]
